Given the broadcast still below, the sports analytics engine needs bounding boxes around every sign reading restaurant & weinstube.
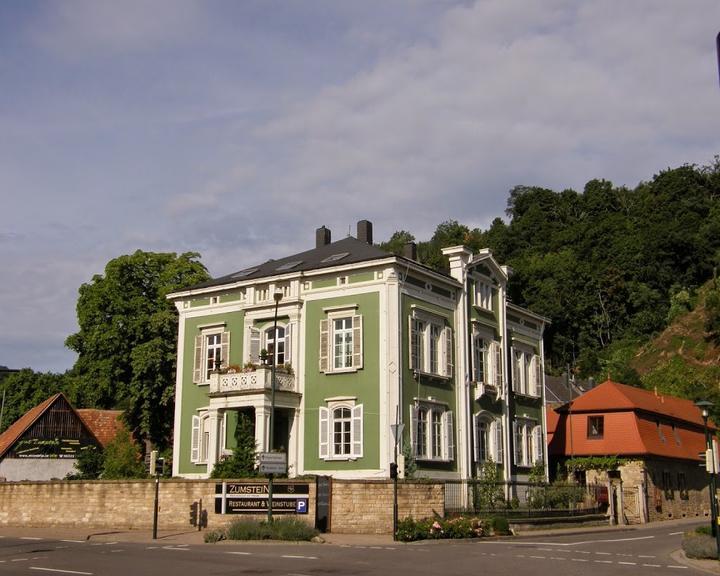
[215,482,310,515]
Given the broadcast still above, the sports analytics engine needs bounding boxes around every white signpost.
[259,452,287,475]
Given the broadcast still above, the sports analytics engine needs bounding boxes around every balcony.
[209,366,296,396]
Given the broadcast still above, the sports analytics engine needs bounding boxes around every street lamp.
[267,291,283,523]
[695,399,720,558]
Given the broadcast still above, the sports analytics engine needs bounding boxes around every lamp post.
[390,419,404,541]
[696,399,720,558]
[267,291,283,523]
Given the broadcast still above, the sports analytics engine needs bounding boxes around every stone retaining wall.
[0,479,443,534]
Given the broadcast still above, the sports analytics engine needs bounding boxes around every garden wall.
[0,479,444,534]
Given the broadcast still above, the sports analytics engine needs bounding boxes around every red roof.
[548,380,712,462]
[76,409,124,448]
[0,393,61,458]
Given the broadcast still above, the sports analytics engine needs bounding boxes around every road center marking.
[30,569,94,575]
[281,555,318,560]
[226,552,252,556]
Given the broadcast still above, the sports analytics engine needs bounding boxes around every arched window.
[265,325,285,365]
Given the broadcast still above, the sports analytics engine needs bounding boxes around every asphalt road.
[0,522,708,576]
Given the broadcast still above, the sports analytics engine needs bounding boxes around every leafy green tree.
[0,369,74,433]
[379,230,416,256]
[101,427,147,479]
[211,412,258,479]
[67,445,104,480]
[65,250,209,447]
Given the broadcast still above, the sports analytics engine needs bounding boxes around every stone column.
[255,406,269,452]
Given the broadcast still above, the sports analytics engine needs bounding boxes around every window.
[319,314,363,373]
[410,403,454,462]
[474,414,504,463]
[587,416,604,439]
[678,472,688,500]
[512,347,541,396]
[475,280,493,311]
[408,312,453,378]
[265,325,286,365]
[248,324,292,366]
[193,328,230,384]
[662,470,674,500]
[190,413,212,464]
[513,420,542,467]
[318,402,363,460]
[472,332,503,389]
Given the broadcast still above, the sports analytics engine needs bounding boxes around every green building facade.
[168,221,548,499]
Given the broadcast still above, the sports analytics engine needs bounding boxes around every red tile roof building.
[548,380,716,523]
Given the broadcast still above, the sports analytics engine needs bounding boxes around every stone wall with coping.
[0,478,443,534]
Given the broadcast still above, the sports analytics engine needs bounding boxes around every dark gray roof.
[189,236,396,291]
[545,374,591,406]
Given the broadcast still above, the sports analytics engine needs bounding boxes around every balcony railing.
[209,366,296,395]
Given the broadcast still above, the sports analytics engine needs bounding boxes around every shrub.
[695,525,712,536]
[683,532,718,559]
[224,517,318,541]
[102,428,147,479]
[490,516,511,535]
[203,529,226,543]
[395,516,491,542]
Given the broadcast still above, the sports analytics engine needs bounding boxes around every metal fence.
[444,480,607,517]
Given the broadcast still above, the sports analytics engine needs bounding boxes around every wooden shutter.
[533,355,542,397]
[220,331,230,370]
[352,404,363,458]
[409,316,417,370]
[494,420,504,464]
[533,425,543,464]
[444,326,453,377]
[249,327,261,364]
[472,415,479,462]
[319,407,329,459]
[285,323,292,364]
[512,420,519,466]
[193,335,203,383]
[409,404,418,456]
[352,315,363,369]
[191,415,201,463]
[494,342,503,388]
[444,411,454,461]
[511,347,520,392]
[319,319,329,372]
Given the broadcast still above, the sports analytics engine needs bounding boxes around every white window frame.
[474,412,504,464]
[247,322,293,366]
[319,312,363,374]
[318,399,363,461]
[474,279,493,311]
[190,411,215,465]
[410,401,454,462]
[408,310,453,378]
[193,326,230,385]
[513,419,543,467]
[512,346,541,397]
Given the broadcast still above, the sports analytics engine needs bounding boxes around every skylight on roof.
[322,252,350,263]
[231,267,259,279]
[276,260,303,271]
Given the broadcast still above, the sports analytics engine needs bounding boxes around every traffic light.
[189,501,199,526]
[390,462,398,479]
[155,457,165,476]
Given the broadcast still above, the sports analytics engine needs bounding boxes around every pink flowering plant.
[396,515,492,542]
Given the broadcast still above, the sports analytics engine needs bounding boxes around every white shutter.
[494,420,504,464]
[444,411,455,461]
[319,319,329,372]
[444,326,453,377]
[533,355,542,397]
[473,415,479,462]
[319,407,329,459]
[220,331,230,370]
[512,420,519,466]
[219,413,227,455]
[494,342,503,388]
[285,323,292,364]
[193,335,203,383]
[409,316,417,370]
[191,415,201,463]
[533,425,543,464]
[409,404,418,456]
[511,347,520,392]
[352,315,363,369]
[351,404,363,458]
[249,327,261,364]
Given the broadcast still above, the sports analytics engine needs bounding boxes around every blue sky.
[1,0,719,373]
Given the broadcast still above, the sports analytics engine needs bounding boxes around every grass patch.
[682,530,718,560]
[205,517,318,542]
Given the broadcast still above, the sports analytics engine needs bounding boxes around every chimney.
[316,226,331,248]
[357,220,373,245]
[402,241,417,260]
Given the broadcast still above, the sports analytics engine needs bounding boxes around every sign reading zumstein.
[215,482,310,515]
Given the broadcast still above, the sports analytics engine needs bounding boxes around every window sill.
[323,456,359,462]
[415,457,452,463]
[513,392,541,400]
[414,370,452,381]
[323,367,360,375]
